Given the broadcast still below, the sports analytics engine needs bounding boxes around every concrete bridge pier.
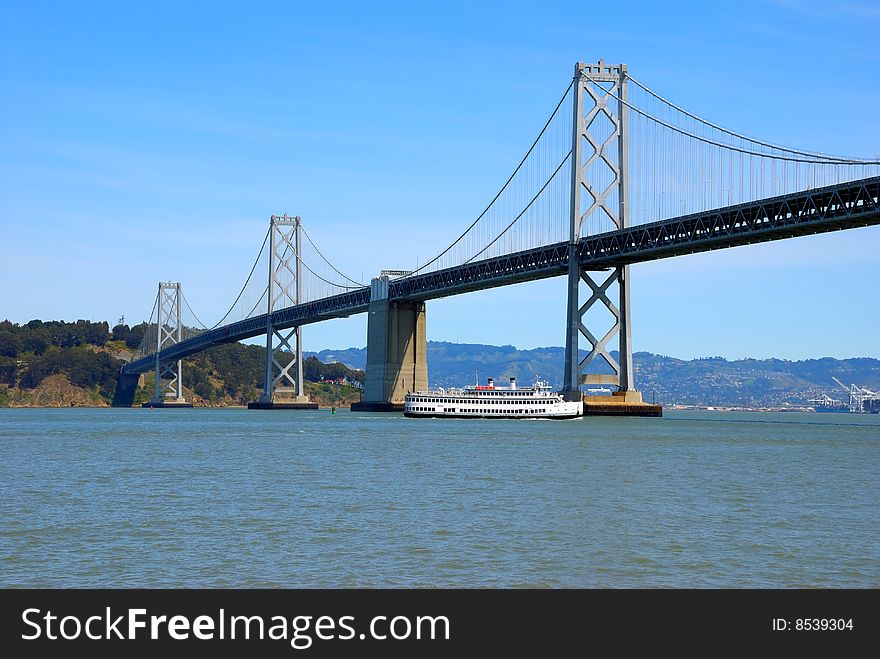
[351,276,427,412]
[112,372,141,407]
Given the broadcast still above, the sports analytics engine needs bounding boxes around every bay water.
[1,408,877,587]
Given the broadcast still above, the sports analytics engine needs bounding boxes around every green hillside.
[2,319,877,408]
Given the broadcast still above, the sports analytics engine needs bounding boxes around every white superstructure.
[404,377,582,419]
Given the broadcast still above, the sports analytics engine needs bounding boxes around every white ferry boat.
[404,377,582,419]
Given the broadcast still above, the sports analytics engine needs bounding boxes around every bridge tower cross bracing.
[252,214,316,409]
[149,281,188,405]
[563,60,641,404]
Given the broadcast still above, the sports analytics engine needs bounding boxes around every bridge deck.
[123,177,879,375]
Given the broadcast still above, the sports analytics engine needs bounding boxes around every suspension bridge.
[117,60,880,414]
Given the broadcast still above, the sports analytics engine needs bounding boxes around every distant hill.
[306,342,576,386]
[634,352,880,407]
[3,319,876,408]
[306,342,880,407]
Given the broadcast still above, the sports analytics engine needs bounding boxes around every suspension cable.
[208,226,271,329]
[137,290,160,356]
[289,242,364,290]
[463,150,571,264]
[628,75,874,163]
[402,78,576,278]
[585,73,880,165]
[300,224,365,286]
[180,291,209,331]
[245,286,269,319]
[270,234,363,294]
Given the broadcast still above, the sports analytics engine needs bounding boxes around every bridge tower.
[248,214,317,410]
[143,281,192,407]
[563,60,648,411]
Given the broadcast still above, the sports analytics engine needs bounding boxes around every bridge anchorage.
[119,59,880,416]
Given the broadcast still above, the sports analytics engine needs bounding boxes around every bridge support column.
[143,281,192,407]
[112,372,141,407]
[562,60,659,416]
[351,276,427,412]
[249,214,317,410]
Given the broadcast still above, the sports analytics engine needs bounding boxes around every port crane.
[831,376,880,413]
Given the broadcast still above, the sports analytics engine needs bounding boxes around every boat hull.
[404,411,581,420]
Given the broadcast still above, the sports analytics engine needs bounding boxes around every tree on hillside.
[112,323,130,342]
[0,357,16,385]
[125,323,148,349]
[0,331,22,358]
[301,355,363,383]
[83,320,110,346]
[303,356,323,381]
[21,330,49,355]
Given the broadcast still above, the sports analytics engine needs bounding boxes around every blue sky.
[1,0,878,359]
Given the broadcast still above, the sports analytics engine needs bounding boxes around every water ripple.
[0,408,877,588]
